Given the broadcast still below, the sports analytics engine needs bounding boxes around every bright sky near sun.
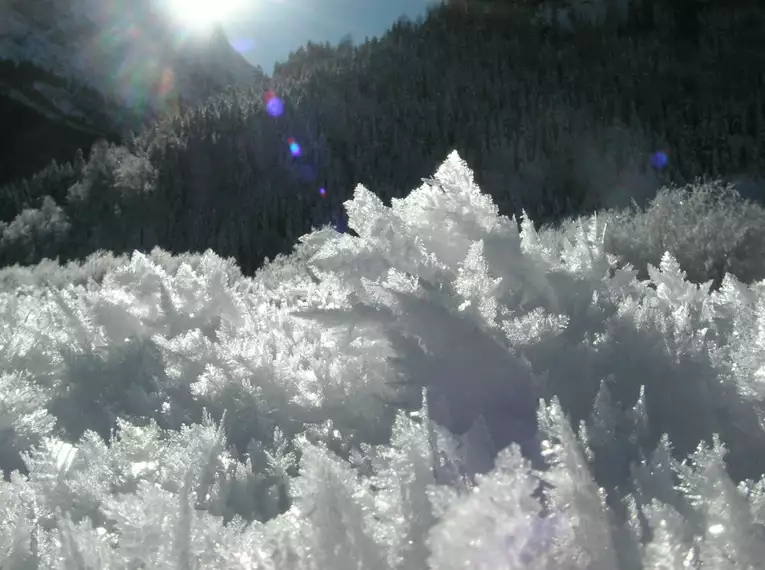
[218,0,436,73]
[167,0,249,29]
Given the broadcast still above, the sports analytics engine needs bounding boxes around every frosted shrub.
[0,196,71,266]
[1,151,765,568]
[600,179,765,288]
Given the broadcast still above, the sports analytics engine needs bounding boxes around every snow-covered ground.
[1,152,765,568]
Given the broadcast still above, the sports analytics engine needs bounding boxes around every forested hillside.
[0,0,265,187]
[1,0,763,278]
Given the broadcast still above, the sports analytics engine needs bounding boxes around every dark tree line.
[0,0,763,274]
[449,0,763,45]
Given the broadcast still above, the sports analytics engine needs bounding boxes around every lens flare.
[331,211,347,233]
[319,187,326,197]
[651,151,669,169]
[297,164,316,181]
[230,37,255,54]
[166,0,245,29]
[288,137,301,157]
[266,98,284,117]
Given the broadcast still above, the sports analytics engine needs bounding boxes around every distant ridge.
[0,0,266,185]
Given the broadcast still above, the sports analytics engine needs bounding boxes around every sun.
[166,0,246,29]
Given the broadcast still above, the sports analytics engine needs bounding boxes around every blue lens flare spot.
[264,90,284,117]
[287,137,301,156]
[298,163,316,182]
[319,187,326,197]
[331,211,347,233]
[651,151,669,169]
[230,37,255,54]
[266,98,284,117]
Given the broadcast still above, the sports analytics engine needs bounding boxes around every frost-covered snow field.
[2,152,765,568]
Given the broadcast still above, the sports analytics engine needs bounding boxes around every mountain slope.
[0,0,265,185]
[2,0,763,278]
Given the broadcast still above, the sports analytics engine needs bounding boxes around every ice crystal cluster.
[2,151,765,568]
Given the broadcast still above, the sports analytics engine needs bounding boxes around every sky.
[222,0,436,73]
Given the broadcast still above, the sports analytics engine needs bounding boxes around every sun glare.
[167,0,246,29]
